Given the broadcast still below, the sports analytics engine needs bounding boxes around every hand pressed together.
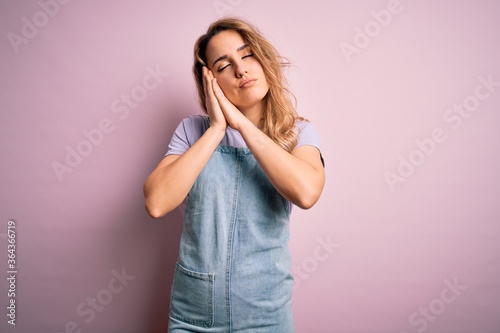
[202,66,248,131]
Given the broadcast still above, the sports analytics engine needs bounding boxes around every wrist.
[206,124,226,139]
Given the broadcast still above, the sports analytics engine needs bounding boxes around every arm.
[143,126,226,218]
[212,79,325,209]
[239,119,324,209]
[143,68,228,218]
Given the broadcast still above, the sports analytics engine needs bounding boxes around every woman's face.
[205,30,269,110]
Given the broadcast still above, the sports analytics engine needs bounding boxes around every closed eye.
[217,53,254,72]
[218,63,230,72]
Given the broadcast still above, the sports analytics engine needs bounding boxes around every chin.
[234,98,264,110]
[233,90,268,109]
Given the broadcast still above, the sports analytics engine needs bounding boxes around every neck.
[238,101,264,127]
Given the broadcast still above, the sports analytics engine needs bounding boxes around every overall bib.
[168,145,294,333]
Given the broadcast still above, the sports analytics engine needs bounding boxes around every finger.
[212,78,226,101]
[205,70,216,100]
[207,69,215,88]
[202,66,209,97]
[203,68,218,112]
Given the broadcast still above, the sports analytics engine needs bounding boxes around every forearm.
[143,126,226,218]
[238,119,325,209]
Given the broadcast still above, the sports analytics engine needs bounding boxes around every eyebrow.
[212,44,249,67]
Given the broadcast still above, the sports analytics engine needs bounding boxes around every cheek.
[219,82,235,98]
[262,76,269,90]
[253,63,269,89]
[258,75,270,95]
[214,76,236,96]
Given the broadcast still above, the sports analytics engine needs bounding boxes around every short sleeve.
[295,121,321,150]
[165,115,208,156]
[295,121,324,166]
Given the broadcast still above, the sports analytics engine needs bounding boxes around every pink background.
[1,0,500,332]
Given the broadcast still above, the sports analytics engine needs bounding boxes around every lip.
[239,79,257,88]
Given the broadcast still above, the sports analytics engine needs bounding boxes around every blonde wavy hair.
[193,17,304,152]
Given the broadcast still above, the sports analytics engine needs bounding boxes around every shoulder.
[294,119,321,150]
[294,119,324,166]
[295,119,316,133]
[178,114,210,143]
[165,114,209,156]
[180,114,209,131]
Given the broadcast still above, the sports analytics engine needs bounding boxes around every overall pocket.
[169,262,215,328]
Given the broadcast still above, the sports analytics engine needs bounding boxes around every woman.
[143,17,325,332]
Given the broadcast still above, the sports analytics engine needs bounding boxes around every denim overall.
[168,144,294,333]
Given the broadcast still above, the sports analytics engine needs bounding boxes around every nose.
[234,62,248,78]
